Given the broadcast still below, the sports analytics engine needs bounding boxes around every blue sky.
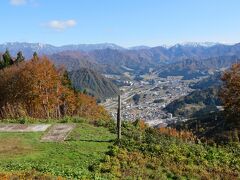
[1,0,240,47]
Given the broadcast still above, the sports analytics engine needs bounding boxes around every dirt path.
[0,124,51,132]
[41,124,75,142]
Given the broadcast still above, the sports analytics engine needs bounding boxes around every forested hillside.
[165,72,223,117]
[158,56,240,79]
[190,72,222,89]
[69,68,120,100]
[165,87,221,117]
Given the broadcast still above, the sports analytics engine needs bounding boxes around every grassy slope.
[0,123,115,179]
[0,120,239,179]
[93,121,240,179]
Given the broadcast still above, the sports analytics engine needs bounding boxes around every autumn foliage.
[158,127,196,141]
[221,63,240,125]
[0,56,109,120]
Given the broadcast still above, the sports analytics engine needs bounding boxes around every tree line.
[0,49,27,69]
[0,51,109,120]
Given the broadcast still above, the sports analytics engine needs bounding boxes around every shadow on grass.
[80,139,115,142]
[67,139,115,143]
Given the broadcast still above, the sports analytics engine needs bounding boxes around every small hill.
[190,72,222,89]
[165,87,221,117]
[69,68,120,100]
[165,72,223,117]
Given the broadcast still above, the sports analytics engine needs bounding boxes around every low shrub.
[92,121,240,179]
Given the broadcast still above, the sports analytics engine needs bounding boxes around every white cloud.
[10,0,39,7]
[46,20,77,31]
[10,0,26,6]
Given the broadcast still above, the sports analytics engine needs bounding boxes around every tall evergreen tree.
[0,55,4,69]
[33,52,38,60]
[15,51,25,63]
[2,49,13,67]
[62,70,73,89]
[0,61,4,70]
[83,89,88,94]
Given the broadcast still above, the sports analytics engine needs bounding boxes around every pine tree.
[33,52,38,60]
[15,51,25,63]
[62,71,73,89]
[83,89,87,94]
[0,61,4,70]
[2,49,13,67]
[0,55,4,69]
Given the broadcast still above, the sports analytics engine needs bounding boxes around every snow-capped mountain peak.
[179,42,221,47]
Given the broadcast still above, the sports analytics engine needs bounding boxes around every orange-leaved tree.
[0,56,110,120]
[221,63,240,126]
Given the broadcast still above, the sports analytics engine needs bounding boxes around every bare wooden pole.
[117,95,121,140]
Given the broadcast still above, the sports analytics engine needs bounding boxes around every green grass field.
[0,120,239,179]
[0,123,115,179]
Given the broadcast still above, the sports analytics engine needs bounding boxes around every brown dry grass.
[0,137,33,157]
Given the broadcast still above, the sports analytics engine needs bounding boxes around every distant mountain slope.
[2,42,240,75]
[61,43,124,52]
[129,46,151,50]
[69,68,120,100]
[49,51,99,71]
[190,72,222,90]
[90,48,155,73]
[151,43,240,63]
[50,49,156,74]
[158,56,239,79]
[165,87,221,117]
[0,42,56,59]
[0,42,124,59]
[165,72,223,117]
[2,42,240,63]
[49,51,125,74]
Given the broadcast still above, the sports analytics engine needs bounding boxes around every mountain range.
[158,55,240,79]
[2,41,240,100]
[0,42,124,58]
[2,42,239,75]
[2,42,240,63]
[0,42,223,57]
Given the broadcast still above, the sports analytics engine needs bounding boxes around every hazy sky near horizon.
[1,0,240,47]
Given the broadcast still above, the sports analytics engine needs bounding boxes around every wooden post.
[196,120,198,133]
[117,95,121,140]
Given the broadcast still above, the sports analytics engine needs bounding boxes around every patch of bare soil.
[0,124,51,132]
[41,124,75,142]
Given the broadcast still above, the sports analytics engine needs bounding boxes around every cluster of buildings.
[103,75,199,127]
